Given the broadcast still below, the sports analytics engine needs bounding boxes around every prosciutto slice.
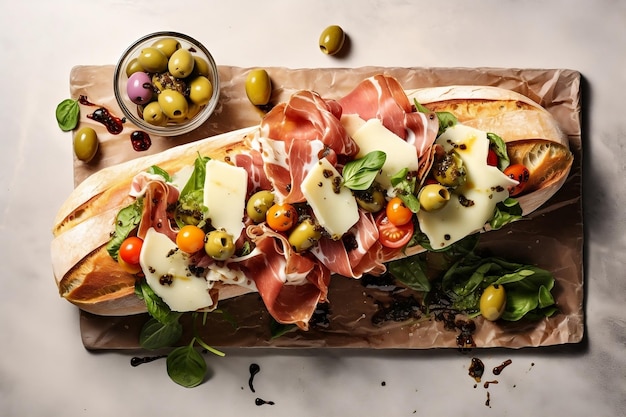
[338,74,439,158]
[130,173,179,242]
[259,90,359,203]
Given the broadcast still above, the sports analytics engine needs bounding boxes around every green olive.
[418,184,451,212]
[125,57,144,77]
[432,152,466,187]
[191,56,210,77]
[137,47,168,73]
[189,76,213,106]
[204,230,236,261]
[355,186,385,213]
[151,37,181,58]
[184,102,202,121]
[479,284,507,321]
[158,89,188,120]
[168,48,195,78]
[245,69,272,106]
[288,219,322,252]
[73,127,99,162]
[246,190,275,223]
[319,25,345,56]
[142,101,168,126]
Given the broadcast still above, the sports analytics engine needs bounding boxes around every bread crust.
[52,86,573,316]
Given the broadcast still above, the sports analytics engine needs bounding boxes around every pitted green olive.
[142,101,168,126]
[418,184,451,212]
[319,25,345,56]
[151,37,181,58]
[191,56,210,77]
[432,152,466,187]
[158,89,188,120]
[189,76,213,106]
[246,190,275,223]
[245,69,272,106]
[355,186,385,213]
[125,58,144,77]
[137,47,168,73]
[73,127,99,162]
[204,230,236,261]
[288,219,322,252]
[168,48,195,78]
[479,284,507,321]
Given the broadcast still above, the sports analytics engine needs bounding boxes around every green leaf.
[414,99,457,136]
[270,319,297,339]
[490,198,522,230]
[486,133,510,170]
[147,165,173,182]
[136,279,178,324]
[175,154,210,228]
[342,151,386,191]
[166,342,207,388]
[106,200,143,261]
[139,317,183,350]
[55,99,80,131]
[387,256,431,293]
[180,154,210,199]
[390,168,420,212]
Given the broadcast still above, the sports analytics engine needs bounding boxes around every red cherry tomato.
[376,213,414,249]
[503,163,530,196]
[266,203,298,231]
[487,149,498,166]
[385,197,413,226]
[176,225,206,253]
[119,236,143,265]
[118,254,142,274]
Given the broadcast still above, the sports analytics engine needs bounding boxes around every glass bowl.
[113,31,220,137]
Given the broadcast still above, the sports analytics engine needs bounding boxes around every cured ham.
[130,173,180,242]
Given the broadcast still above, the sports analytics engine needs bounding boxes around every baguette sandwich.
[51,74,573,329]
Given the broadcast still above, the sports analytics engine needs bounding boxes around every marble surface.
[1,1,624,416]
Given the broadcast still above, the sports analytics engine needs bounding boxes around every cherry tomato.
[376,213,414,248]
[119,236,143,265]
[176,225,206,253]
[487,149,498,166]
[385,197,413,226]
[503,163,530,196]
[266,203,298,231]
[118,253,142,274]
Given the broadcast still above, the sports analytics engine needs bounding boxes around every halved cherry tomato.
[119,236,143,265]
[386,197,413,226]
[487,149,498,166]
[176,225,206,253]
[503,163,530,196]
[266,203,298,231]
[376,213,414,248]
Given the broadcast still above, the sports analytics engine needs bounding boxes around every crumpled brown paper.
[67,66,583,350]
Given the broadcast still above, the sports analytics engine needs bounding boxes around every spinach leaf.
[147,165,173,182]
[180,154,210,199]
[106,200,143,260]
[486,133,510,170]
[139,317,183,350]
[342,151,386,191]
[387,255,431,293]
[55,98,80,131]
[390,168,420,213]
[135,279,179,325]
[490,198,523,230]
[166,341,207,388]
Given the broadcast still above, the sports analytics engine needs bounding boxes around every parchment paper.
[66,66,583,350]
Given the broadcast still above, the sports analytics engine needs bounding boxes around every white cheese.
[351,118,419,189]
[417,124,518,249]
[340,113,367,137]
[170,165,194,191]
[139,228,214,312]
[203,159,248,239]
[300,157,359,239]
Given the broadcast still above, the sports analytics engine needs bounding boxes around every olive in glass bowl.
[113,31,220,137]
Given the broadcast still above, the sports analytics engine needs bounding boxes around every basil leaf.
[148,165,173,182]
[176,154,210,228]
[140,317,183,350]
[56,99,80,131]
[414,99,457,136]
[342,151,386,191]
[387,256,431,293]
[166,343,207,388]
[490,198,522,230]
[390,168,420,212]
[180,154,210,199]
[136,279,178,324]
[486,133,510,170]
[106,200,143,260]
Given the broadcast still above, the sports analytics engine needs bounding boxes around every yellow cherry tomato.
[266,203,298,232]
[385,197,413,226]
[176,225,206,253]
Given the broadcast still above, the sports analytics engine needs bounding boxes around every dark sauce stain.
[130,130,152,152]
[468,357,485,383]
[248,363,260,392]
[493,359,512,375]
[130,355,167,367]
[483,380,499,389]
[79,95,124,135]
[485,391,491,408]
[381,381,386,387]
[255,398,275,406]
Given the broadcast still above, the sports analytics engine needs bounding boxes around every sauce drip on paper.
[79,95,124,134]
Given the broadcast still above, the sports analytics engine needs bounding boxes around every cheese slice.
[340,113,367,137]
[351,118,419,189]
[301,157,359,239]
[417,124,518,249]
[140,227,214,312]
[203,159,248,239]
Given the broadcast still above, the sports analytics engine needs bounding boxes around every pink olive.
[127,71,153,105]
